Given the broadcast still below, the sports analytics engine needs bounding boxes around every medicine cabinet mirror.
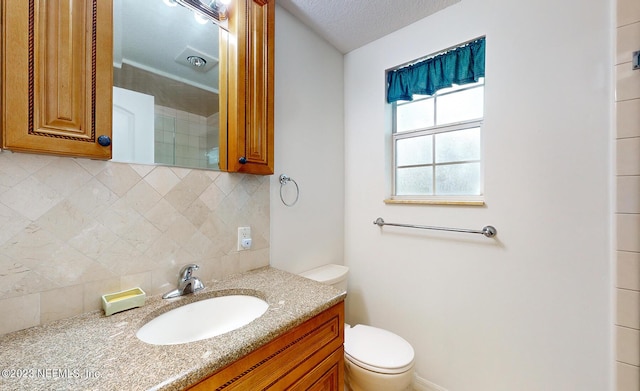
[2,0,273,174]
[112,0,224,170]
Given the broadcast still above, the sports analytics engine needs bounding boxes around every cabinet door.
[222,0,274,175]
[188,302,344,390]
[286,347,344,391]
[1,0,113,159]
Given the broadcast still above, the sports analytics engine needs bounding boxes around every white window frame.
[388,81,485,205]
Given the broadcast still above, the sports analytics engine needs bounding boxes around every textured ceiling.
[276,0,461,53]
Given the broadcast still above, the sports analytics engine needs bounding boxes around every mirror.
[112,0,224,170]
[174,0,229,24]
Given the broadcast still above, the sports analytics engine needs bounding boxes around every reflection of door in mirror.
[112,0,221,170]
[113,87,155,164]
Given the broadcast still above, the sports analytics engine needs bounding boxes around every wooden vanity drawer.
[189,301,344,390]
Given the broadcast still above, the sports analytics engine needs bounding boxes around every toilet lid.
[344,325,415,374]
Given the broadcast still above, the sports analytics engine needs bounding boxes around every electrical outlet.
[237,227,252,251]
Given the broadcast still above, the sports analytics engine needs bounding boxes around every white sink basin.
[136,295,269,345]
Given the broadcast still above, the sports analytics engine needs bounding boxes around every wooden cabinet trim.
[32,0,96,142]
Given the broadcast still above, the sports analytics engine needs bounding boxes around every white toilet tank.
[299,264,349,293]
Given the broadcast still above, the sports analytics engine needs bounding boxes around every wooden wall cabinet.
[221,0,275,175]
[189,301,344,390]
[1,0,274,174]
[1,0,113,159]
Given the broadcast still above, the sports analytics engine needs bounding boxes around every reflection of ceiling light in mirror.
[163,0,178,7]
[175,47,218,72]
[175,0,228,27]
[194,12,209,24]
[186,56,207,67]
[217,0,232,5]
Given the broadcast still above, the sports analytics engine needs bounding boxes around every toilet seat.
[344,324,415,374]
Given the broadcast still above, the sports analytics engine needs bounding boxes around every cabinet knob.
[97,135,111,147]
[239,156,247,164]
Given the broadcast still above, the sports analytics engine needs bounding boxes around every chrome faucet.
[162,264,205,299]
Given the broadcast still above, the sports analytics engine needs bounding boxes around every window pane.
[396,135,433,166]
[436,86,484,125]
[396,98,435,132]
[395,94,430,103]
[435,127,481,163]
[435,163,481,195]
[396,166,433,195]
[436,79,483,95]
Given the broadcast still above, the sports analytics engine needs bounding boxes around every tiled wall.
[0,151,269,335]
[154,105,218,169]
[616,0,640,389]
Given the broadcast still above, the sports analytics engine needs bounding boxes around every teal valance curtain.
[386,37,485,103]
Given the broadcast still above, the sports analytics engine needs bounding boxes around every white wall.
[344,1,613,391]
[270,6,345,274]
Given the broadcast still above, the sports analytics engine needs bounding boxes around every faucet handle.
[178,264,199,282]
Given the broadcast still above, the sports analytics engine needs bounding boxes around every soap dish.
[101,287,146,316]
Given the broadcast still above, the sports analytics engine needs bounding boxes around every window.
[386,38,485,204]
[393,81,484,198]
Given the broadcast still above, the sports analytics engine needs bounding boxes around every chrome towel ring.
[279,174,299,207]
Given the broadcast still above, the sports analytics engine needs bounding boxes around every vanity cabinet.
[188,301,344,390]
[221,0,275,175]
[1,0,113,159]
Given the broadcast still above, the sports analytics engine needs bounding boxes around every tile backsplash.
[615,0,640,388]
[0,150,269,335]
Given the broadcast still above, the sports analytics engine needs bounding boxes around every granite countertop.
[0,267,346,391]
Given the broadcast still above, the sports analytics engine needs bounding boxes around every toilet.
[299,264,415,391]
